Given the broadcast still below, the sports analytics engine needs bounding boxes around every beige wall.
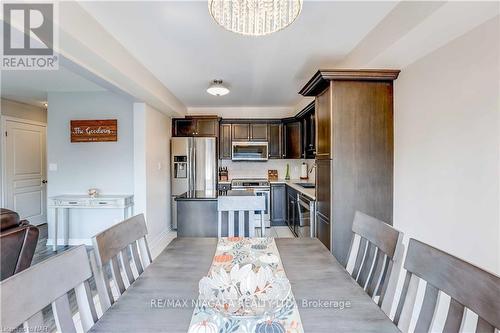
[394,16,500,274]
[1,99,47,123]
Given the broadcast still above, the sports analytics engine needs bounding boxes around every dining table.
[89,237,400,332]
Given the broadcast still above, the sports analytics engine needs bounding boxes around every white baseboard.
[148,229,177,259]
[46,238,92,246]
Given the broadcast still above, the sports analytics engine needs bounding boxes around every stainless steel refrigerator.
[170,137,217,229]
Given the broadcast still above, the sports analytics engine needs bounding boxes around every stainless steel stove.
[231,178,270,189]
[230,178,270,227]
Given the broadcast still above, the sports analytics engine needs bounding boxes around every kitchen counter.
[270,179,316,200]
[218,179,315,200]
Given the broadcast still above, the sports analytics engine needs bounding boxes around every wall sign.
[70,119,118,142]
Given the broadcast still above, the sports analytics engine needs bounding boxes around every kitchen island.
[175,190,255,237]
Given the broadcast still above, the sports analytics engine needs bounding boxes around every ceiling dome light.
[207,80,230,96]
[208,0,302,36]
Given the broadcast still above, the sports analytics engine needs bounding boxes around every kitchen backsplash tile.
[219,159,315,180]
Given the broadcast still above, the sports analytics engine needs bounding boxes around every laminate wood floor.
[32,223,75,265]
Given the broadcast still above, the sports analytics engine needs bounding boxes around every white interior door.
[4,118,47,225]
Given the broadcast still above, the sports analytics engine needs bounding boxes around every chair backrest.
[217,195,266,237]
[0,246,98,332]
[90,214,152,311]
[394,238,500,333]
[345,211,404,314]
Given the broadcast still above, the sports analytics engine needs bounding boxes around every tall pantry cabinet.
[299,69,400,265]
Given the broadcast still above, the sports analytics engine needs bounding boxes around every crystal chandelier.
[208,0,303,36]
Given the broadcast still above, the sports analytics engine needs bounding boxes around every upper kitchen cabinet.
[315,89,330,159]
[297,101,316,159]
[250,123,268,141]
[219,123,232,159]
[231,123,268,141]
[172,118,196,137]
[268,123,282,159]
[283,121,302,159]
[196,118,219,136]
[299,69,399,263]
[220,120,280,159]
[172,116,219,137]
[232,123,250,141]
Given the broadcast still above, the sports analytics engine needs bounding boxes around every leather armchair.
[1,209,39,281]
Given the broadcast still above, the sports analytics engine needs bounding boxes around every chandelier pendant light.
[208,0,303,36]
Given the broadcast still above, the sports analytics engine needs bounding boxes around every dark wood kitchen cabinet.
[286,186,299,234]
[250,123,268,141]
[219,123,232,159]
[268,123,282,159]
[172,118,196,136]
[270,184,286,225]
[297,101,315,159]
[232,123,268,141]
[196,118,219,136]
[315,159,331,249]
[315,87,331,159]
[300,69,399,264]
[232,123,250,141]
[315,212,331,251]
[172,116,219,137]
[303,110,315,159]
[315,159,331,219]
[283,121,302,159]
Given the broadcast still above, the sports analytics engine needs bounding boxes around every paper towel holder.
[300,162,309,180]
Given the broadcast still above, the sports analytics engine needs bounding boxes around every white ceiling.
[80,1,397,108]
[1,66,105,106]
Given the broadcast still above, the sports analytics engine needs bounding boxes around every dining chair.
[217,195,266,237]
[90,214,152,312]
[345,211,404,315]
[394,238,500,333]
[0,245,98,332]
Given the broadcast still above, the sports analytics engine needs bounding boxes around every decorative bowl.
[198,263,291,318]
[88,188,99,198]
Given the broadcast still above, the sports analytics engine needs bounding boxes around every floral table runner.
[188,237,304,333]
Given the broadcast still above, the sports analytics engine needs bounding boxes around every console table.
[48,194,134,251]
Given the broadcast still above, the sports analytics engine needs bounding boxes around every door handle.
[42,180,48,184]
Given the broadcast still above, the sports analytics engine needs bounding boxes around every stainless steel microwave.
[232,142,268,161]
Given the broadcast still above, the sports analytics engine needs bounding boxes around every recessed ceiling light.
[207,80,229,96]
